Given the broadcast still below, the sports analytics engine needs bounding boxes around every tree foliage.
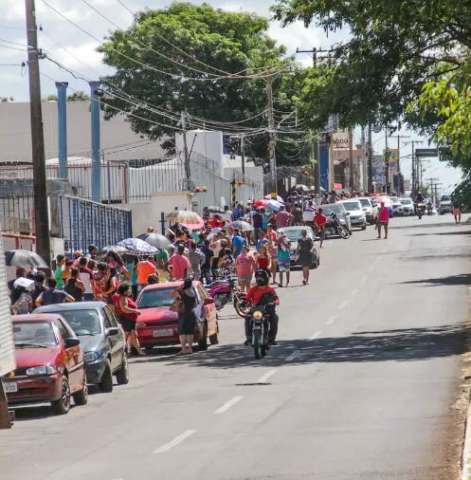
[99,2,304,165]
[273,0,471,130]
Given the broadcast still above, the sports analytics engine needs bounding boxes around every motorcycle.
[249,294,277,359]
[207,272,250,317]
[326,213,350,239]
[416,203,426,220]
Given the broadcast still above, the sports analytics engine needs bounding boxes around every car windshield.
[323,204,344,216]
[55,310,102,336]
[13,321,57,347]
[281,229,307,241]
[138,288,176,309]
[441,195,450,201]
[342,201,361,211]
[401,199,412,205]
[359,199,371,207]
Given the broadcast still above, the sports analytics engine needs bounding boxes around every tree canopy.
[99,2,304,165]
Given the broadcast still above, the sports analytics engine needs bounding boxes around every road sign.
[415,148,438,157]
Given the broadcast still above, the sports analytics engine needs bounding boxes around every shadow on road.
[390,222,462,230]
[131,324,467,369]
[409,230,471,237]
[401,273,471,286]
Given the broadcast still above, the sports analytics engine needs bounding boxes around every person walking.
[188,241,205,280]
[235,246,256,292]
[256,245,271,275]
[377,201,390,239]
[452,198,462,224]
[54,254,65,289]
[277,233,291,287]
[168,244,191,280]
[113,283,143,356]
[136,256,158,293]
[173,278,197,355]
[231,229,246,257]
[314,208,327,248]
[78,257,94,301]
[298,230,314,285]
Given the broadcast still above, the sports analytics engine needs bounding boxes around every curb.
[462,402,471,480]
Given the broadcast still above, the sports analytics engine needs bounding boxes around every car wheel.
[361,225,367,230]
[51,376,71,415]
[209,333,219,345]
[115,354,130,385]
[198,321,208,351]
[99,360,114,393]
[72,374,88,406]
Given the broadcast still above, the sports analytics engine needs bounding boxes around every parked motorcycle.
[326,213,350,239]
[207,276,234,311]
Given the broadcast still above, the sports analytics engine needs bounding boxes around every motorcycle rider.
[244,269,279,346]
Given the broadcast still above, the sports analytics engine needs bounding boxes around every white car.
[277,226,320,269]
[439,195,453,214]
[397,198,415,216]
[358,197,378,224]
[339,200,367,230]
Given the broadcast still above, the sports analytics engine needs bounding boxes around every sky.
[0,0,462,193]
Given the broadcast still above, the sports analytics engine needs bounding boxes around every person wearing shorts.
[277,234,291,287]
[235,246,256,292]
[452,200,462,224]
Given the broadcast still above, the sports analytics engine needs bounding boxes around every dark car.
[35,302,128,392]
[3,314,88,415]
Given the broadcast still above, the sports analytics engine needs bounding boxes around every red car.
[3,314,88,415]
[136,281,219,351]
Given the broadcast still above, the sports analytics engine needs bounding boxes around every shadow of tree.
[130,324,467,370]
[401,274,471,286]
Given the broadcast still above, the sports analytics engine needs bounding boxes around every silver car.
[339,200,367,230]
[277,226,320,269]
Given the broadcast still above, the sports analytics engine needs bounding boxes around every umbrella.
[230,220,253,232]
[264,194,284,203]
[116,238,157,254]
[102,245,129,255]
[253,199,268,209]
[137,233,172,250]
[5,250,48,269]
[267,199,283,211]
[167,210,204,230]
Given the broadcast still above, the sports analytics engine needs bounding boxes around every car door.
[103,307,121,371]
[55,318,82,392]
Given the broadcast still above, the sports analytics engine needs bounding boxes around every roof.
[35,301,107,313]
[13,313,62,322]
[0,101,165,164]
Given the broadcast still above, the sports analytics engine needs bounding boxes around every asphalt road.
[1,215,470,480]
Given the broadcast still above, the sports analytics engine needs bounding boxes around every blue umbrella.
[117,238,157,254]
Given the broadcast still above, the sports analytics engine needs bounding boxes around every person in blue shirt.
[231,229,246,257]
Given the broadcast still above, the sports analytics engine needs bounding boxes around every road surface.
[1,215,470,480]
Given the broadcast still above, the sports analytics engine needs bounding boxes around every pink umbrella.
[167,210,205,230]
[253,199,268,209]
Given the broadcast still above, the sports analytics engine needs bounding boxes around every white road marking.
[309,330,322,340]
[326,315,337,326]
[285,351,298,361]
[351,288,360,297]
[338,300,349,310]
[214,395,244,414]
[257,369,277,384]
[154,429,196,454]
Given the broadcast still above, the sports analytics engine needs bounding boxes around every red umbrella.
[253,199,268,209]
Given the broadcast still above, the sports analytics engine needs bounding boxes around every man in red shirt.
[245,270,279,345]
[275,206,293,229]
[314,208,328,248]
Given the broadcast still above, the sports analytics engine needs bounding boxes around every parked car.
[35,302,128,392]
[3,314,88,415]
[389,197,403,217]
[439,195,453,214]
[358,197,378,224]
[338,200,367,230]
[136,281,219,351]
[397,197,415,216]
[277,226,320,269]
[321,203,352,234]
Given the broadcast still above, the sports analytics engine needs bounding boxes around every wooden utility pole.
[240,134,246,181]
[384,127,389,193]
[25,0,50,265]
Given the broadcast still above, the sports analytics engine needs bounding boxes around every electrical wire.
[41,0,287,82]
[0,43,26,52]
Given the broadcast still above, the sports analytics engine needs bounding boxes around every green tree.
[68,91,89,101]
[273,0,471,130]
[99,2,303,165]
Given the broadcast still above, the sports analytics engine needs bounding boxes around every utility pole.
[180,111,191,190]
[266,77,277,194]
[25,0,50,265]
[367,123,373,193]
[411,140,416,197]
[348,127,354,193]
[384,127,389,194]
